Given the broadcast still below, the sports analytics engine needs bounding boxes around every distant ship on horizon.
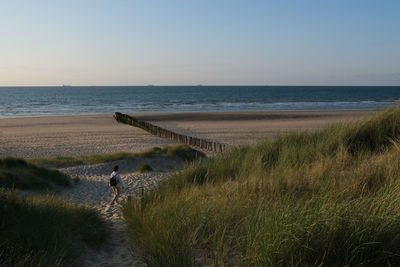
[62,84,72,87]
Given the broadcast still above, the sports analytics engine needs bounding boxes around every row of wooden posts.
[114,112,228,152]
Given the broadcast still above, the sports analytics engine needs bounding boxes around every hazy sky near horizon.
[0,0,399,86]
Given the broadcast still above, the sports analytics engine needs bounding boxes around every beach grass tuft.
[29,145,205,168]
[0,157,71,191]
[122,107,400,266]
[0,190,107,266]
[137,163,152,173]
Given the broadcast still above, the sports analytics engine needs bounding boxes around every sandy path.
[58,158,181,267]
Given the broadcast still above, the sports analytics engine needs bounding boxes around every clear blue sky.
[0,0,399,86]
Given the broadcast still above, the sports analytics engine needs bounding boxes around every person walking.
[109,165,123,205]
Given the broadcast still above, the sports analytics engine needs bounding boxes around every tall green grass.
[29,145,205,167]
[0,158,71,191]
[123,108,400,266]
[0,190,107,266]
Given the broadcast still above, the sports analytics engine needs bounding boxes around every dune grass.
[122,108,400,266]
[29,145,205,168]
[0,157,71,191]
[0,190,107,266]
[138,163,153,173]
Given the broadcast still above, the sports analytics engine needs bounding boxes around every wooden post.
[114,112,228,153]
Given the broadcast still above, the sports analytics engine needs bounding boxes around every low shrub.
[0,158,71,191]
[164,145,205,161]
[29,145,205,167]
[138,163,152,173]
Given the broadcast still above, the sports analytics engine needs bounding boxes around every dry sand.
[0,114,178,158]
[136,110,374,146]
[0,110,374,158]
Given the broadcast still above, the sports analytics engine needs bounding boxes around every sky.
[0,0,399,86]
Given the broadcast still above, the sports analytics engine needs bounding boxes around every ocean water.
[1,86,400,118]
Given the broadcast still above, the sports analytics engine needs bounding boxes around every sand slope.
[58,158,181,267]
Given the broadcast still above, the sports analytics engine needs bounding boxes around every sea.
[1,86,400,118]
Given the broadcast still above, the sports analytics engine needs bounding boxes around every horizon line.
[1,84,400,87]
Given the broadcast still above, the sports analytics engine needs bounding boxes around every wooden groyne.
[114,112,228,152]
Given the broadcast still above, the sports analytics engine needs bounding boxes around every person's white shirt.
[110,171,123,187]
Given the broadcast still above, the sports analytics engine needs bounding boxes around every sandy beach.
[1,110,376,266]
[0,110,374,159]
[0,114,178,158]
[2,1,397,264]
[136,110,374,145]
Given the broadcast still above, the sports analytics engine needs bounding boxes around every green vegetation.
[29,145,205,167]
[0,190,107,266]
[122,108,400,266]
[138,163,153,173]
[0,157,71,191]
[163,144,205,161]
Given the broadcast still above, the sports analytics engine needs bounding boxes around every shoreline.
[0,110,375,159]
